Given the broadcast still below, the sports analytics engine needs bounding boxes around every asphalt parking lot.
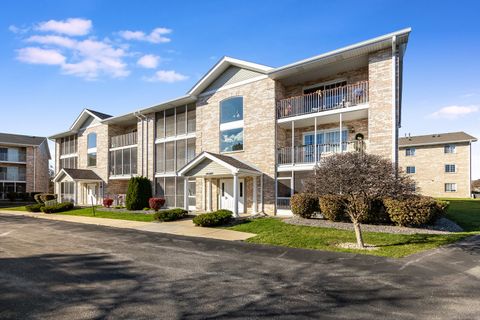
[1,214,479,319]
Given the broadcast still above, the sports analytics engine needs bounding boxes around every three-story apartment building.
[399,132,477,198]
[51,28,411,216]
[0,132,50,199]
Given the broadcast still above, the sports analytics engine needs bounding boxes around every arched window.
[219,97,244,152]
[87,133,97,167]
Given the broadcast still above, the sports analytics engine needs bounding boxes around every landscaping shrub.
[384,196,447,227]
[35,193,57,204]
[103,198,114,208]
[149,197,166,212]
[290,193,319,219]
[7,192,17,201]
[193,210,233,227]
[25,203,44,212]
[319,195,349,222]
[358,198,392,225]
[34,193,43,204]
[126,177,152,210]
[41,202,74,214]
[154,208,188,222]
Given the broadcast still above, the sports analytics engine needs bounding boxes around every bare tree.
[472,179,480,192]
[305,152,415,248]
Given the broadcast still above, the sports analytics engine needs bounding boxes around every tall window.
[87,133,97,167]
[303,129,348,154]
[405,148,416,156]
[444,144,456,154]
[220,97,244,152]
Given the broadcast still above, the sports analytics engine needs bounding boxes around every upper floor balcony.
[277,140,367,167]
[277,81,369,120]
[110,132,137,149]
[0,147,27,163]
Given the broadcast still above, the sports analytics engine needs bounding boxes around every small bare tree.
[472,179,480,192]
[305,152,414,248]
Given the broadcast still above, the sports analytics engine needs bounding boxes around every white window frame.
[444,144,456,154]
[445,164,456,173]
[445,183,457,192]
[406,166,416,174]
[303,78,347,93]
[405,148,416,156]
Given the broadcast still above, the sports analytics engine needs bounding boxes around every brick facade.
[399,142,472,198]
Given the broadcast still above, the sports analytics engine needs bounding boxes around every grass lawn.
[1,206,156,222]
[441,198,480,232]
[228,198,480,258]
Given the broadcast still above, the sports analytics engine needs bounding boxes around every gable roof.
[86,109,112,120]
[178,151,261,176]
[0,132,47,147]
[49,108,113,139]
[53,168,102,182]
[399,132,477,147]
[187,57,273,96]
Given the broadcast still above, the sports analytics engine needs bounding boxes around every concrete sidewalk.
[0,210,255,241]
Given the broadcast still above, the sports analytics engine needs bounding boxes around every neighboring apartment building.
[0,132,50,199]
[51,28,411,216]
[399,132,477,198]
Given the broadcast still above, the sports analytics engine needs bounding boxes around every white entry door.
[86,184,97,205]
[219,178,244,213]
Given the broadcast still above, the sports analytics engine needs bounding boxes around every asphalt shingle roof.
[399,132,477,147]
[63,169,102,181]
[86,109,112,120]
[0,132,47,146]
[205,152,260,172]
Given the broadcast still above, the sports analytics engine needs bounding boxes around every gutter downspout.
[33,146,36,191]
[136,111,149,178]
[391,35,398,171]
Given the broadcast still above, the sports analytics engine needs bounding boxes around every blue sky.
[1,0,479,178]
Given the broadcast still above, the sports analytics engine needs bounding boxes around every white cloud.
[429,105,479,119]
[36,18,92,36]
[17,47,66,65]
[119,27,171,43]
[27,35,76,48]
[137,54,160,69]
[9,25,29,34]
[144,70,188,83]
[21,35,129,79]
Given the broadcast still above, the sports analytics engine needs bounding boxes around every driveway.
[0,214,479,319]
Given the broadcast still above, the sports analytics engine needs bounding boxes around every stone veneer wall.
[196,77,277,214]
[398,143,472,198]
[367,48,396,162]
[136,114,155,188]
[25,144,50,193]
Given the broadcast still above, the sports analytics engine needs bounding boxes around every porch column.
[233,174,239,217]
[260,174,264,213]
[339,113,343,152]
[207,179,212,212]
[252,176,257,214]
[291,120,295,164]
[183,177,189,210]
[314,116,318,163]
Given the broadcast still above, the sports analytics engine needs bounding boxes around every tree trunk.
[353,221,365,248]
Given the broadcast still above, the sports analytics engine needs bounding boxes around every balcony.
[0,151,27,163]
[110,132,137,149]
[277,140,366,166]
[277,81,369,119]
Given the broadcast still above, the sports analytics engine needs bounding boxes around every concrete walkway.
[0,210,255,241]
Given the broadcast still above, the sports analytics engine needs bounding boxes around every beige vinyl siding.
[202,66,264,93]
[184,158,231,177]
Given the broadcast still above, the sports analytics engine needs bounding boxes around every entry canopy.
[178,151,261,178]
[53,168,102,183]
